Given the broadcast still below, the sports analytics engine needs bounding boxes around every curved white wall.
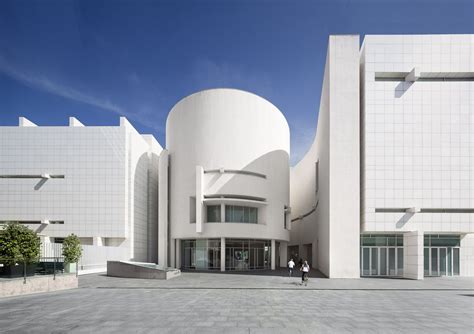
[166,89,290,243]
[290,36,360,278]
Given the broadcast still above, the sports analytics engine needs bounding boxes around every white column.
[327,35,360,279]
[158,150,169,267]
[279,241,288,268]
[220,203,225,223]
[220,237,226,272]
[271,239,276,270]
[93,237,103,246]
[196,166,203,233]
[42,236,52,244]
[403,231,423,280]
[169,239,175,268]
[460,234,474,277]
[175,239,181,269]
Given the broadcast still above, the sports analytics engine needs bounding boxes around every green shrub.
[0,223,41,265]
[62,234,82,264]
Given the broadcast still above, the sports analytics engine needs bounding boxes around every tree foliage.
[0,223,41,265]
[62,234,82,263]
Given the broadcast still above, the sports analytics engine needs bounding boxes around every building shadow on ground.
[181,267,327,278]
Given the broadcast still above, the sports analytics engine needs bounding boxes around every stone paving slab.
[0,287,473,333]
[79,270,474,290]
[1,271,472,333]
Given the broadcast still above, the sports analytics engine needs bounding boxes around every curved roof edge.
[166,88,289,130]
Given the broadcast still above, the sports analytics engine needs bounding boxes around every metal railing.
[0,256,77,284]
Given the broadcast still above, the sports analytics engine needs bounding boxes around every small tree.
[0,223,40,265]
[62,234,82,264]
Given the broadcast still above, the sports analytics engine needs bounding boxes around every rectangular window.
[360,234,404,247]
[225,205,258,224]
[53,237,65,244]
[424,234,460,247]
[190,197,196,223]
[206,205,221,223]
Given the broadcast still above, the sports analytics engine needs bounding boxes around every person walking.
[300,260,310,286]
[287,258,295,277]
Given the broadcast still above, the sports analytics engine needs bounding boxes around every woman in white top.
[288,259,295,277]
[300,260,310,286]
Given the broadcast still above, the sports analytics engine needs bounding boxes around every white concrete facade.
[289,35,361,278]
[165,89,290,270]
[0,117,161,267]
[290,34,474,279]
[360,35,474,279]
[1,34,473,279]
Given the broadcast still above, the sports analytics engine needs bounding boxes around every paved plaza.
[0,271,473,333]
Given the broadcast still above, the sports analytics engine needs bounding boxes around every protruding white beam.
[406,207,420,213]
[19,117,37,127]
[93,236,103,246]
[405,67,420,82]
[69,117,84,127]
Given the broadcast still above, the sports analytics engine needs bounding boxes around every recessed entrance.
[424,247,460,277]
[424,235,460,277]
[225,239,271,271]
[360,234,404,277]
[361,246,403,277]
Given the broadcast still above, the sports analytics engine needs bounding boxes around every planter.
[64,262,77,274]
[0,263,37,278]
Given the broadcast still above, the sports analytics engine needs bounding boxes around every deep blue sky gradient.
[1,0,473,164]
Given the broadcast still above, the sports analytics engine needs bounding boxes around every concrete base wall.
[107,261,181,280]
[0,274,78,298]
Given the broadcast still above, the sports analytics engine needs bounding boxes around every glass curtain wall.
[225,239,271,270]
[181,239,221,270]
[424,235,460,277]
[360,234,404,277]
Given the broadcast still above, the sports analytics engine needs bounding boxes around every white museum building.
[0,34,473,279]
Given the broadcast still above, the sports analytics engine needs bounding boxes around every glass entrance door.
[424,247,460,276]
[361,246,403,277]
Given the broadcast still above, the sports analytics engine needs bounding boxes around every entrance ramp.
[107,261,181,280]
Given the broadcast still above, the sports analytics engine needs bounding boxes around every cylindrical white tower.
[166,88,290,271]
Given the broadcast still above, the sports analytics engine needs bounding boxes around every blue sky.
[0,0,473,165]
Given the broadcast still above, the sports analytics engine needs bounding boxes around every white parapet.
[69,117,84,127]
[18,117,37,127]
